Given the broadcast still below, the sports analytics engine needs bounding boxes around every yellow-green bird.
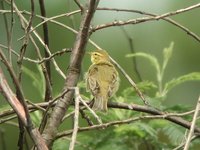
[85,50,119,112]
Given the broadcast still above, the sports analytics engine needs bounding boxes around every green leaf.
[162,124,184,145]
[137,80,157,91]
[162,42,174,72]
[163,72,200,95]
[126,52,161,76]
[122,87,134,97]
[114,123,146,138]
[53,137,70,150]
[138,122,157,139]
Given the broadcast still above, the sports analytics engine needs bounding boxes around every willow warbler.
[85,50,119,112]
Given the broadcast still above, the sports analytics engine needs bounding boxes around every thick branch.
[0,67,48,150]
[108,102,200,133]
[1,100,200,135]
[0,67,27,125]
[55,102,200,140]
[42,0,98,147]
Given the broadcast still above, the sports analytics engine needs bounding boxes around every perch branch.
[183,96,200,150]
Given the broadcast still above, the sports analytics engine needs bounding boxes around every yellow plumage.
[85,50,119,112]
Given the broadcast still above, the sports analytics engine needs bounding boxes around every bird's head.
[89,50,110,64]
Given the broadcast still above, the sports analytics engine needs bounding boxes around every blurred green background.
[0,0,200,149]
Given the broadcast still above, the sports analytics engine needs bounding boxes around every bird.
[85,49,119,112]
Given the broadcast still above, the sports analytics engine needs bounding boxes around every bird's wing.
[86,65,100,95]
[107,67,119,97]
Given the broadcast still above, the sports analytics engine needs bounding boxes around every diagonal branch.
[183,96,200,150]
[42,0,99,147]
[108,102,200,133]
[69,87,80,150]
[0,67,27,125]
[97,7,200,44]
[92,3,200,39]
[0,48,48,150]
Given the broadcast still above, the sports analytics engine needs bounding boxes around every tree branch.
[39,0,52,102]
[1,98,200,137]
[69,87,80,150]
[92,3,200,42]
[42,0,99,147]
[0,48,48,150]
[183,96,200,150]
[0,67,48,150]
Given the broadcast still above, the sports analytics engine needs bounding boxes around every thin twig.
[0,43,37,63]
[39,48,72,64]
[0,49,27,125]
[120,27,142,81]
[62,110,77,122]
[1,6,200,43]
[26,100,46,112]
[0,0,13,65]
[9,0,14,65]
[79,98,102,124]
[1,98,200,135]
[12,0,53,104]
[56,113,199,140]
[91,3,200,41]
[183,96,200,150]
[16,1,34,148]
[17,0,34,67]
[0,44,71,64]
[66,87,101,124]
[97,7,200,43]
[29,10,80,34]
[39,0,52,102]
[39,89,70,133]
[69,87,80,150]
[110,57,149,105]
[0,48,48,150]
[80,109,94,126]
[18,10,110,50]
[0,115,19,124]
[18,118,25,150]
[12,2,66,79]
[74,0,83,13]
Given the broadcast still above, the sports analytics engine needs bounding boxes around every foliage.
[1,42,200,149]
[126,42,200,99]
[64,42,200,150]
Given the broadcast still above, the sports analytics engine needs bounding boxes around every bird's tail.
[92,95,108,112]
